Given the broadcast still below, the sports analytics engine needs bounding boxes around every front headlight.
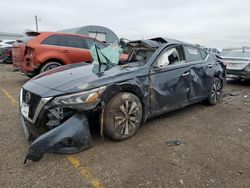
[52,86,106,108]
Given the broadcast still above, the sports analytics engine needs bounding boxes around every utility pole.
[35,15,38,31]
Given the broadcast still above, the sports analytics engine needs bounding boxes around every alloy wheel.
[211,80,222,103]
[114,100,140,135]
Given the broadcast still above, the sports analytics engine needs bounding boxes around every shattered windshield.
[90,43,123,65]
[90,39,158,67]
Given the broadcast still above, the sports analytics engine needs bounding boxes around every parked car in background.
[0,40,16,48]
[221,48,250,79]
[20,37,226,162]
[0,40,16,63]
[1,47,13,63]
[12,31,107,77]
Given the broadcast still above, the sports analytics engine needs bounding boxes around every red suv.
[12,32,106,77]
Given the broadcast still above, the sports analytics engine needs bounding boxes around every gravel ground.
[0,64,249,188]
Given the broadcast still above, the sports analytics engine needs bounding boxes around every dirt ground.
[0,63,249,188]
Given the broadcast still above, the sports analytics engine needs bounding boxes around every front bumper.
[19,86,104,163]
[22,113,92,163]
[227,69,250,79]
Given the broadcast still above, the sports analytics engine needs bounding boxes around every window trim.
[153,44,185,68]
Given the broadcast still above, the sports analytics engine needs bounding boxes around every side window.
[157,46,183,68]
[200,49,207,60]
[59,35,88,49]
[41,35,59,45]
[81,38,88,49]
[184,45,203,63]
[85,38,106,49]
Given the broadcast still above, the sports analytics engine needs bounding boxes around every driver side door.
[149,45,191,116]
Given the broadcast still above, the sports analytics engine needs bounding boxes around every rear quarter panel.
[34,44,61,64]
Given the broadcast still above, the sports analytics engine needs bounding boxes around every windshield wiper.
[94,45,113,66]
[95,45,102,65]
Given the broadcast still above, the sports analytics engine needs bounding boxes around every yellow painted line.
[67,155,105,188]
[1,87,104,188]
[0,88,18,106]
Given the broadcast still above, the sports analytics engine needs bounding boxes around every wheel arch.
[101,83,150,123]
[42,58,64,66]
[39,58,64,72]
[213,73,225,87]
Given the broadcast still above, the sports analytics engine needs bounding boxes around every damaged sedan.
[19,37,226,163]
[222,48,250,79]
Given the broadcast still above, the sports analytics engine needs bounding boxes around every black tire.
[40,61,62,73]
[207,77,223,105]
[103,92,143,140]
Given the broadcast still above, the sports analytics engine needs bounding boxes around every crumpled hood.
[24,62,147,97]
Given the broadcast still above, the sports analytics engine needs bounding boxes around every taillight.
[25,47,35,57]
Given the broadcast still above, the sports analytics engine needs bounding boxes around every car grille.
[22,89,41,119]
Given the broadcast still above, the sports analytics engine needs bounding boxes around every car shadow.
[226,78,250,86]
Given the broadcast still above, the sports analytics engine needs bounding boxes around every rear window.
[16,32,40,44]
[42,35,60,45]
[184,45,203,62]
[59,35,88,49]
[16,36,35,44]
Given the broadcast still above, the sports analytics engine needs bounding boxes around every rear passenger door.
[183,45,214,101]
[40,34,60,57]
[58,35,92,64]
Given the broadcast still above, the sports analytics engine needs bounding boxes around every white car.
[222,49,250,79]
[0,40,16,48]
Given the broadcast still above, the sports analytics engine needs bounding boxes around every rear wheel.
[207,77,223,105]
[103,92,143,140]
[40,61,62,73]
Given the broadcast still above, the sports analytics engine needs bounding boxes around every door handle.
[61,50,68,53]
[208,64,213,68]
[182,72,190,76]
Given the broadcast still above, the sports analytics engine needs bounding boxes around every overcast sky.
[1,0,250,48]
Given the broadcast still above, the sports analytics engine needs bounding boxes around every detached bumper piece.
[23,113,92,163]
